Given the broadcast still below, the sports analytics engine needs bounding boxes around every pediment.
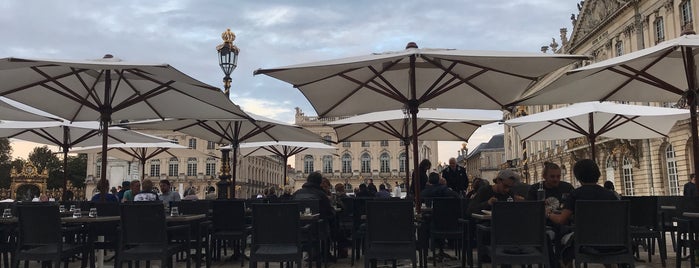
[569,0,630,49]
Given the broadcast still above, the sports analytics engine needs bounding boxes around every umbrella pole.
[283,156,288,186]
[62,145,69,201]
[141,159,146,180]
[99,70,112,200]
[682,46,699,193]
[588,113,597,164]
[231,144,238,199]
[217,148,231,199]
[404,138,410,192]
[408,51,421,211]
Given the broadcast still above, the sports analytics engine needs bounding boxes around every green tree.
[28,146,62,189]
[66,154,87,188]
[0,139,13,188]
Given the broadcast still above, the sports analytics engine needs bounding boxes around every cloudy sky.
[1,0,580,164]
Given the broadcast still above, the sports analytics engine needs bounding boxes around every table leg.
[96,235,104,268]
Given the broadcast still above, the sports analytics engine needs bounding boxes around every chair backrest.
[430,198,461,232]
[352,197,372,230]
[16,203,62,245]
[491,201,545,246]
[575,200,630,247]
[678,196,699,213]
[252,203,299,245]
[174,200,211,215]
[119,202,168,245]
[92,202,120,216]
[339,197,354,221]
[211,200,245,231]
[365,200,414,243]
[460,198,470,219]
[623,196,658,228]
[658,196,684,219]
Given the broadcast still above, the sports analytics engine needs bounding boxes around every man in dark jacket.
[422,172,459,199]
[441,157,469,196]
[293,172,335,221]
[683,173,697,197]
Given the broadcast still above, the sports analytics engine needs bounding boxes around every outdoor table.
[62,216,120,268]
[471,213,491,221]
[660,205,677,210]
[683,212,699,218]
[166,214,206,268]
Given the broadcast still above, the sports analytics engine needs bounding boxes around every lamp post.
[216,28,240,199]
[217,28,239,98]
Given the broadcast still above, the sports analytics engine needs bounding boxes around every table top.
[0,214,207,224]
[166,214,206,222]
[660,205,677,210]
[683,212,699,218]
[300,213,320,221]
[471,213,491,220]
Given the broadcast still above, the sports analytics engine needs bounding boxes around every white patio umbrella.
[125,112,323,197]
[504,102,690,163]
[71,141,215,180]
[0,56,251,194]
[0,97,60,121]
[255,42,586,205]
[513,33,699,177]
[0,121,168,196]
[328,108,502,185]
[226,141,337,186]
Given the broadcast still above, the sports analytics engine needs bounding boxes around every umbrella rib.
[371,121,405,139]
[334,124,374,142]
[617,65,685,95]
[599,48,678,101]
[0,68,88,97]
[109,70,126,107]
[423,69,485,102]
[595,114,625,135]
[318,60,404,117]
[239,124,276,142]
[378,121,405,139]
[70,68,104,121]
[340,73,408,101]
[242,146,266,158]
[114,70,166,119]
[447,58,539,81]
[28,67,101,113]
[421,62,458,100]
[31,128,63,147]
[208,121,236,144]
[420,56,503,106]
[427,121,470,141]
[69,130,101,147]
[289,147,308,157]
[559,118,588,135]
[113,147,142,161]
[618,115,668,137]
[112,80,174,113]
[367,66,409,100]
[293,66,366,88]
[520,120,565,141]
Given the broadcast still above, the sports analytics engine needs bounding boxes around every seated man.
[467,169,524,215]
[527,162,574,211]
[134,179,159,202]
[421,172,459,199]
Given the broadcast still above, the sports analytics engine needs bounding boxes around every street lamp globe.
[216,28,240,97]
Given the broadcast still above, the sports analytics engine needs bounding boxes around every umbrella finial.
[406,42,418,49]
[103,54,113,59]
[682,29,696,36]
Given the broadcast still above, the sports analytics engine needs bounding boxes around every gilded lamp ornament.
[216,28,240,98]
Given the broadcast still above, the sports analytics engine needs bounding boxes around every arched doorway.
[15,184,40,201]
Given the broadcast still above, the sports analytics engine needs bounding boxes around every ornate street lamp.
[215,28,240,199]
[217,28,240,98]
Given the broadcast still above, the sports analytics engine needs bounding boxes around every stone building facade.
[84,129,284,199]
[465,134,506,181]
[293,108,439,190]
[505,0,696,196]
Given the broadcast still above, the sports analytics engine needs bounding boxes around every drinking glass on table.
[304,207,311,215]
[59,205,65,213]
[2,209,11,218]
[72,208,81,218]
[69,205,76,212]
[88,208,97,218]
[170,206,179,217]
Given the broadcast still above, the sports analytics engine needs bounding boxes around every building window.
[342,141,351,148]
[655,17,665,43]
[399,153,406,172]
[95,157,102,179]
[323,135,333,145]
[342,154,352,173]
[150,159,161,177]
[205,157,217,176]
[361,153,371,173]
[361,141,370,147]
[322,155,333,173]
[622,157,634,196]
[168,157,179,177]
[681,0,693,27]
[380,140,388,147]
[615,41,624,57]
[380,153,390,173]
[605,156,615,182]
[207,141,216,150]
[188,138,197,149]
[665,145,680,195]
[187,157,197,176]
[303,155,314,174]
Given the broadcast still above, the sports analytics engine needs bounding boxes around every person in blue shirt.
[91,180,119,202]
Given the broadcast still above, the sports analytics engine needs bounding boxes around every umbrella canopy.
[328,109,502,142]
[255,43,584,206]
[511,33,699,187]
[0,56,251,194]
[125,112,323,197]
[328,108,501,187]
[226,141,337,185]
[505,102,689,162]
[71,141,214,180]
[0,97,60,121]
[0,121,168,196]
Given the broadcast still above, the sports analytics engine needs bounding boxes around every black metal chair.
[350,197,371,266]
[249,203,303,268]
[286,198,328,268]
[116,202,191,268]
[623,196,666,266]
[210,199,247,266]
[658,196,684,251]
[674,197,699,268]
[428,198,463,266]
[574,200,634,268]
[0,202,16,268]
[13,203,88,268]
[172,200,213,268]
[90,201,120,265]
[458,198,473,268]
[488,201,548,267]
[363,200,417,268]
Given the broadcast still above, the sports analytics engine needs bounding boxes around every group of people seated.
[90,178,203,204]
